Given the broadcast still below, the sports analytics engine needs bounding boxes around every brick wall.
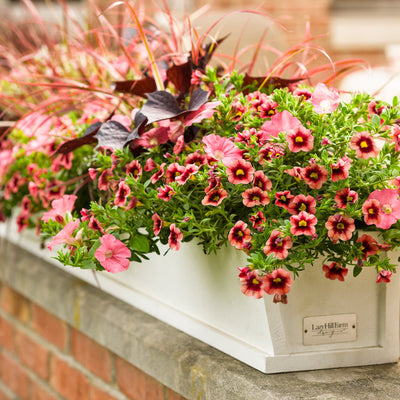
[0,284,186,400]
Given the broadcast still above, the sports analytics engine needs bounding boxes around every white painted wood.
[1,220,399,373]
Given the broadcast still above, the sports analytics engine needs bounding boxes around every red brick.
[16,330,49,380]
[32,305,68,350]
[71,328,111,382]
[115,356,163,400]
[0,317,15,353]
[50,354,90,400]
[89,385,120,400]
[32,382,58,400]
[0,352,30,400]
[166,387,188,400]
[0,286,30,324]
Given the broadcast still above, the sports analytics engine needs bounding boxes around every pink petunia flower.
[94,234,131,273]
[290,211,318,236]
[228,221,252,249]
[42,194,78,223]
[241,187,270,207]
[263,229,293,259]
[365,189,400,229]
[325,214,355,243]
[226,159,254,185]
[287,126,314,153]
[260,110,303,140]
[168,224,183,251]
[202,188,228,206]
[202,134,242,166]
[263,268,293,295]
[310,83,340,114]
[137,126,169,148]
[239,269,267,299]
[322,262,348,281]
[350,131,379,159]
[47,220,81,251]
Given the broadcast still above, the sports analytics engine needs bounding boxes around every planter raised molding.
[1,221,399,374]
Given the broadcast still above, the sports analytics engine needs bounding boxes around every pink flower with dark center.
[239,269,267,299]
[290,211,318,236]
[322,262,348,281]
[125,160,142,180]
[310,83,340,114]
[301,164,329,189]
[42,194,78,223]
[368,101,385,116]
[242,187,270,207]
[287,126,314,153]
[275,190,294,210]
[253,170,272,191]
[202,188,228,206]
[293,88,312,99]
[126,197,139,210]
[260,110,302,139]
[258,144,284,163]
[152,213,163,235]
[335,188,358,209]
[94,234,131,273]
[205,171,222,194]
[259,99,279,118]
[263,268,293,295]
[228,221,251,249]
[376,270,392,283]
[137,126,169,148]
[287,195,316,215]
[88,168,97,180]
[325,214,355,243]
[176,164,199,185]
[173,135,185,155]
[16,213,29,233]
[331,156,352,182]
[144,158,157,172]
[185,151,207,167]
[362,199,381,226]
[114,181,131,207]
[285,167,303,180]
[365,189,400,229]
[263,229,293,259]
[202,134,242,166]
[98,169,113,191]
[168,224,183,251]
[157,185,175,202]
[249,211,266,230]
[226,159,254,185]
[391,125,400,152]
[350,131,379,159]
[165,163,186,184]
[47,220,81,251]
[88,216,104,233]
[356,234,378,260]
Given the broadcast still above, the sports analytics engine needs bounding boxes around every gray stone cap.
[1,239,400,400]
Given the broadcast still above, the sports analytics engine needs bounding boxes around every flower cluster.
[2,17,400,303]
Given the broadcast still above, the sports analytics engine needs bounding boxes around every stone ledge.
[1,239,400,400]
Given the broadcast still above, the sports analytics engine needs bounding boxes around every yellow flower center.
[336,222,345,230]
[273,277,282,283]
[368,208,375,214]
[252,278,260,285]
[236,169,245,176]
[382,204,392,214]
[360,140,369,148]
[299,220,308,227]
[299,203,307,211]
[295,136,304,143]
[346,196,354,202]
[280,195,286,201]
[310,172,318,179]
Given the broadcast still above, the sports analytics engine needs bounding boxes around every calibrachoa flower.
[325,214,355,243]
[362,199,381,226]
[114,181,131,207]
[125,160,142,180]
[290,211,318,236]
[356,234,379,260]
[168,224,183,251]
[249,211,266,230]
[239,269,267,299]
[287,195,316,215]
[152,213,163,236]
[157,185,175,201]
[202,188,228,206]
[228,221,251,249]
[331,156,352,182]
[322,262,348,281]
[226,159,254,184]
[263,269,293,295]
[241,187,270,207]
[301,163,328,189]
[263,229,293,259]
[94,234,131,273]
[376,269,392,283]
[253,170,272,191]
[365,189,400,229]
[334,188,358,209]
[350,131,379,159]
[287,126,314,153]
[275,190,294,210]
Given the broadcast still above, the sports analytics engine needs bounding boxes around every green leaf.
[129,234,150,253]
[371,114,381,129]
[353,266,362,277]
[393,96,399,107]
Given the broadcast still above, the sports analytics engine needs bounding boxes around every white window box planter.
[1,221,399,374]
